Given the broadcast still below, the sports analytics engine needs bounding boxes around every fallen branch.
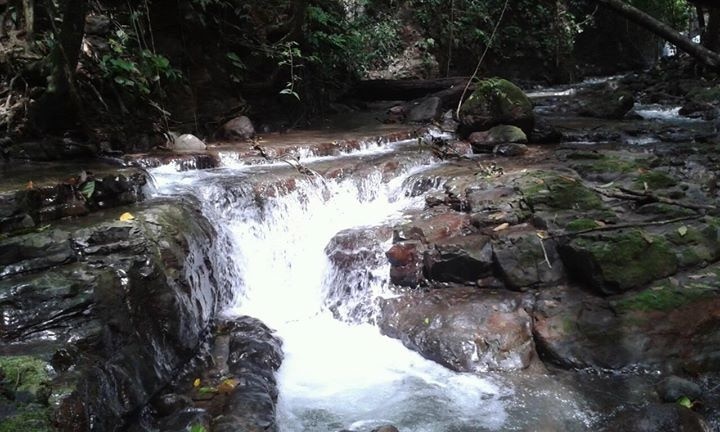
[591,186,716,212]
[618,187,717,211]
[551,215,702,238]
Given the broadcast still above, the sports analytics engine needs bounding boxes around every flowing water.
[150,139,602,431]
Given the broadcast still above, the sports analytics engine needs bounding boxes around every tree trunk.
[22,0,33,41]
[596,0,720,68]
[31,0,87,132]
[704,8,720,51]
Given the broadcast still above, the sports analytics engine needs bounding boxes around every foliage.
[628,0,691,28]
[99,16,181,99]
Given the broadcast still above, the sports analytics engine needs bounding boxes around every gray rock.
[220,116,256,140]
[493,231,565,289]
[172,134,206,151]
[494,143,528,157]
[407,97,442,123]
[657,376,703,403]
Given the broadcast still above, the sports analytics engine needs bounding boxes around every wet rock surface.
[379,287,538,372]
[0,200,224,430]
[143,316,283,432]
[3,71,720,430]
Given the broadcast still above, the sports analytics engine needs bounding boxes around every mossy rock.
[458,77,534,135]
[635,170,677,190]
[0,404,53,432]
[560,230,678,294]
[0,356,51,399]
[570,154,649,178]
[613,281,718,313]
[519,171,604,212]
[565,218,602,232]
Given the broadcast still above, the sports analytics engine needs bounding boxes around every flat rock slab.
[379,287,538,372]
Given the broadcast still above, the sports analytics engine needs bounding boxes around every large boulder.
[533,277,720,372]
[458,78,534,135]
[379,287,538,372]
[0,202,224,431]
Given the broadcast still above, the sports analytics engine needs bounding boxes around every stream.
[149,139,600,431]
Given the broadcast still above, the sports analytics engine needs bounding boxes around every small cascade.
[149,138,602,431]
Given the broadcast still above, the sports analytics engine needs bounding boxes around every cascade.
[150,139,599,431]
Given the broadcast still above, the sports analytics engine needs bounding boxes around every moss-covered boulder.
[518,170,604,213]
[559,230,678,294]
[533,271,720,373]
[468,125,527,153]
[458,78,534,135]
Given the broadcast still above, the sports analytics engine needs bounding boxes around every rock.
[372,426,400,432]
[604,403,710,432]
[211,316,283,432]
[1,202,224,431]
[440,110,459,132]
[468,125,527,153]
[578,89,635,119]
[493,231,565,289]
[220,116,256,140]
[559,230,679,294]
[325,226,393,317]
[156,408,211,432]
[152,393,194,417]
[657,376,703,403]
[458,77,534,135]
[172,134,206,151]
[680,101,717,120]
[406,97,442,123]
[379,287,537,372]
[424,234,494,284]
[532,281,720,372]
[494,143,528,157]
[386,241,425,287]
[529,117,563,144]
[386,105,408,123]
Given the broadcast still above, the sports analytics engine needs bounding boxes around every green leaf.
[197,386,217,394]
[423,317,430,325]
[678,226,688,237]
[190,425,207,432]
[677,396,692,409]
[80,181,95,199]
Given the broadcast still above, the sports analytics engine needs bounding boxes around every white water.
[150,140,601,431]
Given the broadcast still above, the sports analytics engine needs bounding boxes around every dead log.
[349,77,470,101]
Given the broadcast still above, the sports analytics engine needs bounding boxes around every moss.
[574,230,678,291]
[582,155,642,174]
[522,171,603,211]
[614,283,718,313]
[0,356,50,397]
[565,151,604,160]
[635,170,677,190]
[0,405,53,432]
[460,77,533,131]
[566,218,601,231]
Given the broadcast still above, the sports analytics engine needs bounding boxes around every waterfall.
[149,139,600,431]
